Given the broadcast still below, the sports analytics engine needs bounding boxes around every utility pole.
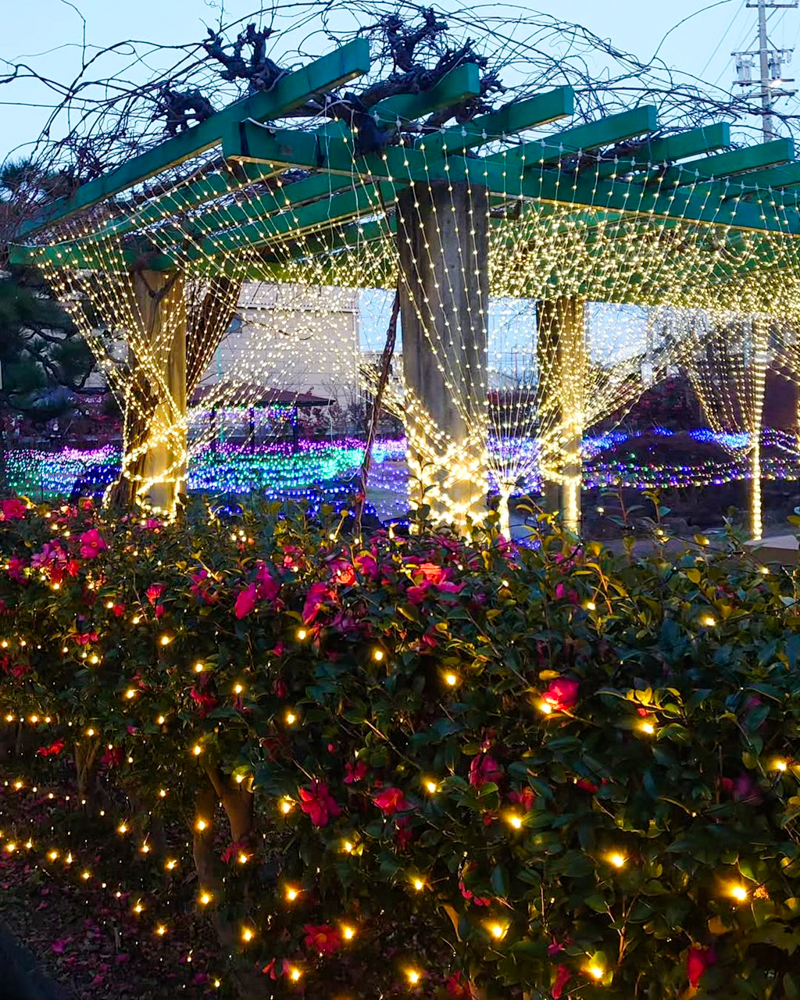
[733,0,798,141]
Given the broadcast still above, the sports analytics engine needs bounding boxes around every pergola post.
[117,270,187,515]
[396,181,489,530]
[751,318,769,540]
[537,297,587,533]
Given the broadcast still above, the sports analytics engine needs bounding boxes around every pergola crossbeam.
[18,38,371,237]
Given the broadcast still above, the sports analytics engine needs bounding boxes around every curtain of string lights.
[12,14,800,536]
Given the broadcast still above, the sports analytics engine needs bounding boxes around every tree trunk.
[396,181,489,530]
[74,737,100,812]
[109,269,187,516]
[193,776,261,1000]
[537,297,586,533]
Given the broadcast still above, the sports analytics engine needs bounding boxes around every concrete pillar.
[396,181,489,529]
[536,297,586,533]
[120,270,187,515]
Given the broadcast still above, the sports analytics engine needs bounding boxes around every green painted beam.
[595,122,732,179]
[18,39,371,237]
[484,105,659,170]
[416,87,575,159]
[652,137,795,188]
[369,62,482,122]
[184,180,401,262]
[725,161,800,195]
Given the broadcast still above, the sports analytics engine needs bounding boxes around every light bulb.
[412,878,425,891]
[155,925,167,936]
[195,818,208,832]
[199,892,212,906]
[285,711,297,725]
[507,814,522,830]
[588,964,604,981]
[609,853,626,868]
[425,780,438,794]
[730,884,748,902]
[241,927,254,943]
[639,720,655,735]
[373,648,385,662]
[159,634,172,646]
[406,969,421,985]
[296,628,307,641]
[444,672,458,687]
[285,886,299,901]
[192,744,203,756]
[489,922,506,939]
[342,925,356,941]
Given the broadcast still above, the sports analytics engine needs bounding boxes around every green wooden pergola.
[11,38,800,529]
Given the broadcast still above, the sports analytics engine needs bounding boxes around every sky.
[3,0,800,164]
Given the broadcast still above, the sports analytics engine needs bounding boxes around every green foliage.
[0,497,799,998]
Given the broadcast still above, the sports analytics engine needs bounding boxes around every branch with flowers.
[0,494,799,998]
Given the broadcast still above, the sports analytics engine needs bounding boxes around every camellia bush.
[0,494,800,999]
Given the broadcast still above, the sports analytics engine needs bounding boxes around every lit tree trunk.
[750,318,768,540]
[110,269,187,516]
[396,181,489,530]
[537,297,586,533]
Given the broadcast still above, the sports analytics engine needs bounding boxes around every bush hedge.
[0,495,799,999]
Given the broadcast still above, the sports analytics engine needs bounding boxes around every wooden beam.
[484,105,659,169]
[184,181,402,261]
[652,137,795,188]
[595,122,732,179]
[18,39,371,237]
[369,62,482,122]
[417,87,575,158]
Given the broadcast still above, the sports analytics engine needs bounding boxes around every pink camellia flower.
[354,551,379,580]
[101,746,123,768]
[721,773,762,805]
[37,739,65,757]
[221,840,250,864]
[554,583,579,604]
[7,556,27,582]
[298,781,341,827]
[255,563,280,602]
[302,581,336,625]
[273,677,288,699]
[373,786,410,816]
[687,946,717,988]
[469,754,503,789]
[234,583,258,620]
[79,529,108,560]
[344,760,368,784]
[542,678,579,713]
[508,786,536,812]
[0,497,27,521]
[576,778,599,793]
[146,584,164,605]
[303,924,341,955]
[31,541,67,569]
[112,603,125,617]
[552,965,572,999]
[189,687,218,717]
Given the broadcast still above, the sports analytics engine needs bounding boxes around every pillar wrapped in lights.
[396,181,490,528]
[537,297,587,533]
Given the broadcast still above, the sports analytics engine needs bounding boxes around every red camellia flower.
[303,924,341,955]
[445,971,475,997]
[37,739,65,757]
[344,760,368,784]
[298,781,341,827]
[146,584,165,605]
[542,678,579,713]
[373,786,410,816]
[508,786,536,812]
[551,965,572,999]
[459,881,491,906]
[687,946,717,987]
[79,529,108,560]
[469,753,503,789]
[0,497,27,521]
[189,686,218,717]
